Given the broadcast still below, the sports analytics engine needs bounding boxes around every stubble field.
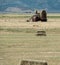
[0,13,60,65]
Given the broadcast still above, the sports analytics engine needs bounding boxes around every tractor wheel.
[41,10,47,22]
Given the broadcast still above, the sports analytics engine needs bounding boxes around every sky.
[0,0,60,12]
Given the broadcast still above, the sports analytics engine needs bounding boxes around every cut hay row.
[0,21,60,29]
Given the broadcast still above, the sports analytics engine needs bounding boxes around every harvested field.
[0,13,60,65]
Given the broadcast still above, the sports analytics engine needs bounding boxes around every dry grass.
[0,14,60,65]
[0,18,60,29]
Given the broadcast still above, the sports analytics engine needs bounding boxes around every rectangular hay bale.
[20,60,47,65]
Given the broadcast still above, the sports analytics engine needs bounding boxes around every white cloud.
[5,7,22,12]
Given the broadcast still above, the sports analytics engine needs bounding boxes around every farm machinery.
[27,10,47,22]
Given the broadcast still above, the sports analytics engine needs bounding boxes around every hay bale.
[36,30,46,36]
[40,10,47,22]
[20,60,47,65]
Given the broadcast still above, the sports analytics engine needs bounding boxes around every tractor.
[27,10,47,22]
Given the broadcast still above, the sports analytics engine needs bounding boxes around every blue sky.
[0,0,60,12]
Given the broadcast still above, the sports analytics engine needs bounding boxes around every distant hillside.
[0,0,60,13]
